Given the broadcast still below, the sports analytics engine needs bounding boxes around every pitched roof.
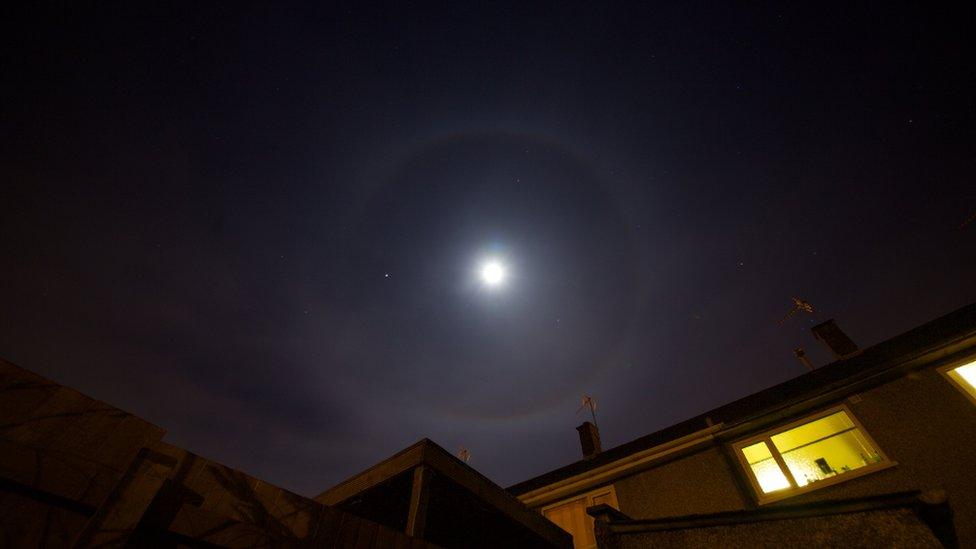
[317,438,573,548]
[509,302,976,496]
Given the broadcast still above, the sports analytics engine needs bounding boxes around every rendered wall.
[612,446,749,520]
[601,363,976,545]
[779,366,976,544]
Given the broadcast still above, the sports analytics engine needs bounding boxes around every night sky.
[2,3,975,496]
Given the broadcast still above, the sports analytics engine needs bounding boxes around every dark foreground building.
[2,302,975,547]
[0,358,569,548]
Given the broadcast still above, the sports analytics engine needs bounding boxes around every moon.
[480,260,507,287]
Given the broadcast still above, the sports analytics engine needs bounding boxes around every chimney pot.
[577,421,602,460]
[794,347,815,371]
[811,319,858,358]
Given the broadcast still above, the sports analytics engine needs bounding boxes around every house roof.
[509,302,976,496]
[317,438,572,548]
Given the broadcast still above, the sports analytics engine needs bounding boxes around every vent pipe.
[794,347,815,371]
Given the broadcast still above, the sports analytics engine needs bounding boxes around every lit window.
[943,358,976,405]
[733,407,891,502]
[541,486,618,549]
[741,441,791,493]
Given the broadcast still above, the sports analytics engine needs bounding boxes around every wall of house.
[612,446,750,520]
[603,361,976,545]
[777,365,976,545]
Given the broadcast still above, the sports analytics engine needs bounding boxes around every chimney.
[577,421,602,460]
[811,319,858,359]
[794,347,815,371]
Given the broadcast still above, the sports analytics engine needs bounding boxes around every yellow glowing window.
[541,486,618,549]
[943,359,976,405]
[741,441,791,493]
[733,406,890,502]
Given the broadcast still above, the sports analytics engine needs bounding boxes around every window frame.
[732,404,894,504]
[539,485,619,549]
[938,356,976,407]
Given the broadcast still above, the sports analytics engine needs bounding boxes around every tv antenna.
[577,395,597,425]
[780,297,816,324]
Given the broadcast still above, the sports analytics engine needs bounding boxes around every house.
[508,304,976,548]
[3,302,975,547]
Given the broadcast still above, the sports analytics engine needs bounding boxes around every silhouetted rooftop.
[509,302,976,495]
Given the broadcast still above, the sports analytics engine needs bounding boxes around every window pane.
[770,411,882,487]
[741,441,791,493]
[769,411,852,453]
[948,360,976,398]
